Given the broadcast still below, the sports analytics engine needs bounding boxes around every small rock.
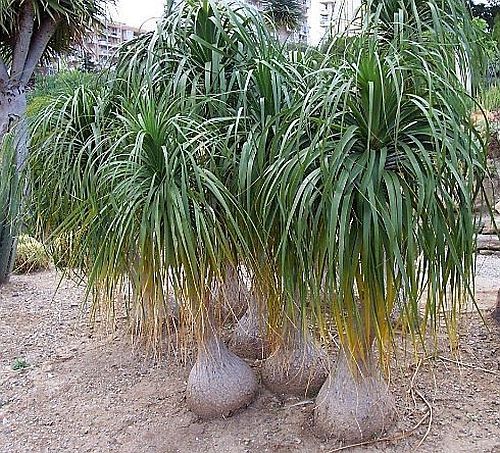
[186,423,205,437]
[41,363,54,373]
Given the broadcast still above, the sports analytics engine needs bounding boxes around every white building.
[83,22,144,68]
[306,0,361,45]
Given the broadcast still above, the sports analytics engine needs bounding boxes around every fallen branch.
[435,355,497,375]
[414,387,433,448]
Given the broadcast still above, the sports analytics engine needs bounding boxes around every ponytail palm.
[255,0,486,441]
[29,0,281,417]
[260,0,304,41]
[28,0,486,436]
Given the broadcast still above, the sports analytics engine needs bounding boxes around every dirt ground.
[1,257,500,453]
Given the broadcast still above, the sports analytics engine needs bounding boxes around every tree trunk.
[493,288,500,323]
[262,322,328,397]
[218,264,250,321]
[0,83,27,285]
[314,349,395,443]
[186,320,259,418]
[277,27,292,43]
[229,292,270,360]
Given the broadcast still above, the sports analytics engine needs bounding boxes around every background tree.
[0,0,107,284]
[260,0,304,42]
[469,0,500,29]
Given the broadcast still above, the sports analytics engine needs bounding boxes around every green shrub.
[480,83,500,111]
[14,235,51,274]
[11,358,29,370]
[27,71,98,119]
[29,70,97,100]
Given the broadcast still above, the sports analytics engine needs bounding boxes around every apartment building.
[82,21,144,68]
[307,0,361,44]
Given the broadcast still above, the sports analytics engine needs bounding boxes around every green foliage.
[14,234,51,273]
[26,70,97,117]
[473,18,498,58]
[29,70,97,100]
[469,0,500,30]
[480,83,500,111]
[28,0,486,364]
[11,358,29,370]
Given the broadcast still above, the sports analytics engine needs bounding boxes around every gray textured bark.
[0,4,59,285]
[493,288,500,323]
[186,312,258,418]
[0,60,8,81]
[11,1,35,82]
[277,27,291,43]
[218,264,250,321]
[229,292,270,360]
[0,83,27,284]
[21,17,59,85]
[314,350,395,442]
[262,324,328,397]
[0,221,16,284]
[186,332,259,418]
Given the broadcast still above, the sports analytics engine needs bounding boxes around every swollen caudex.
[217,265,252,321]
[262,326,328,397]
[229,295,270,360]
[314,351,396,442]
[186,332,259,418]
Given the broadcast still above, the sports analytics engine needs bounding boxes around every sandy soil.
[1,261,499,453]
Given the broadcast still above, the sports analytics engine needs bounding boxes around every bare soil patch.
[1,266,499,453]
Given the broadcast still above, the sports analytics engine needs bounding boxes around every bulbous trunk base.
[262,332,328,397]
[229,306,269,360]
[186,335,259,418]
[218,266,251,321]
[314,353,395,443]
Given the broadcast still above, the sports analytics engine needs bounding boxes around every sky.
[110,0,165,30]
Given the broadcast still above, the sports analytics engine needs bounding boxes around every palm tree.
[260,0,304,42]
[0,0,108,284]
[27,0,486,440]
[256,0,486,441]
